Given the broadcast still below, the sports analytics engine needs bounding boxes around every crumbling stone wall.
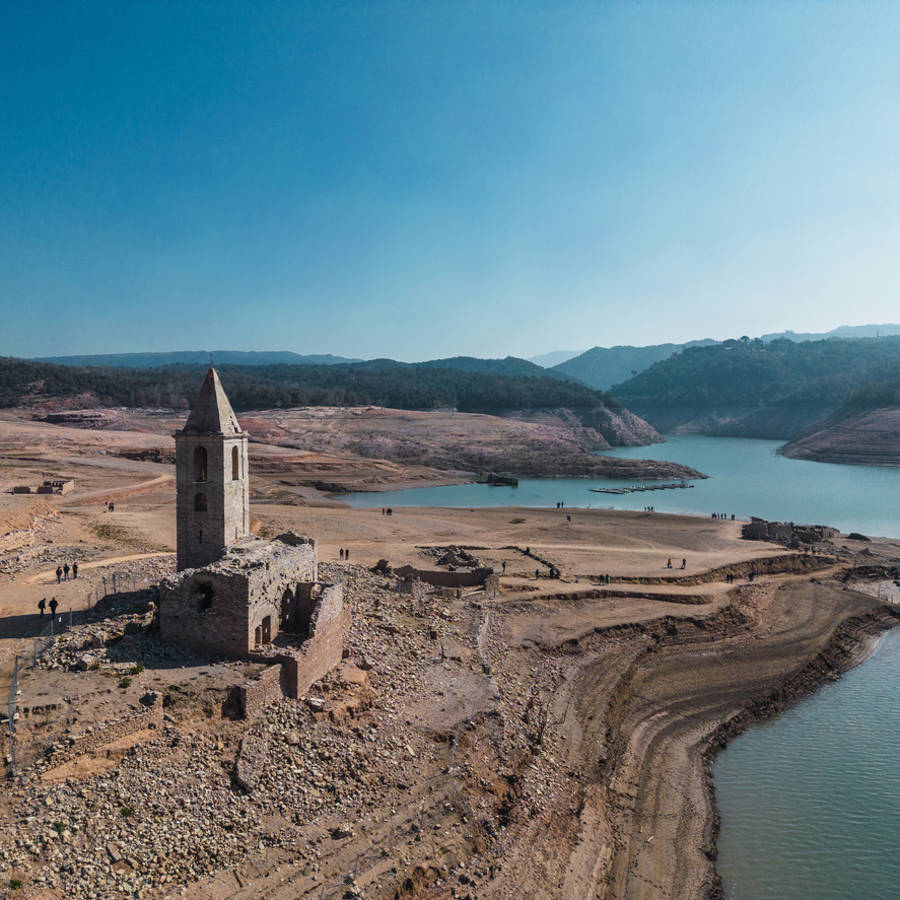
[742,517,838,544]
[247,583,348,702]
[236,664,284,719]
[46,695,163,766]
[158,535,317,658]
[394,566,495,589]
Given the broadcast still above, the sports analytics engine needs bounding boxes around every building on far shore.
[158,368,348,699]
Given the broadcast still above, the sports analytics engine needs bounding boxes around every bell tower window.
[232,446,240,480]
[193,446,208,481]
[194,492,207,512]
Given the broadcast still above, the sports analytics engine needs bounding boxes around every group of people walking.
[55,561,78,583]
[712,512,735,520]
[339,548,351,560]
[666,557,688,569]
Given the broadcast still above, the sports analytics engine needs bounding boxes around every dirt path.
[63,472,174,506]
[24,551,175,585]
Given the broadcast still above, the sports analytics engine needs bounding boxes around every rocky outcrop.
[499,405,662,449]
[780,406,900,467]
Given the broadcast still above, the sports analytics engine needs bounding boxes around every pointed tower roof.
[180,368,243,435]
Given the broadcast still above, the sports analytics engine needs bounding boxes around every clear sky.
[3,1,900,361]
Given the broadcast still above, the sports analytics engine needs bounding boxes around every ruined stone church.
[158,368,347,697]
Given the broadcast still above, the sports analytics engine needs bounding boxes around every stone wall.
[742,517,838,544]
[287,604,351,698]
[158,535,318,658]
[394,566,495,589]
[46,694,163,766]
[236,664,284,719]
[244,583,348,703]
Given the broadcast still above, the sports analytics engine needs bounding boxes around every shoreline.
[701,606,900,899]
[597,581,900,899]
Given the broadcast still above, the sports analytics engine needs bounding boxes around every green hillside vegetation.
[0,356,618,415]
[610,336,900,438]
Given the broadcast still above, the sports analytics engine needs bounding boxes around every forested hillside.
[610,336,900,438]
[0,356,616,415]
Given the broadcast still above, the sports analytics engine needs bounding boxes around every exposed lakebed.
[344,434,900,897]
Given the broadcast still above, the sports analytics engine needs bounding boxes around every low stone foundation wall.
[47,694,163,765]
[395,565,494,588]
[236,664,284,719]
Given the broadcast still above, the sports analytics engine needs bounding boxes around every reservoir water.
[345,435,900,539]
[713,627,900,899]
[344,434,900,895]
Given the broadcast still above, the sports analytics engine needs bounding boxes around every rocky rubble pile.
[3,563,563,898]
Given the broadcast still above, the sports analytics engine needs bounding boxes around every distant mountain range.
[538,324,900,390]
[528,349,586,368]
[551,340,718,391]
[33,350,361,368]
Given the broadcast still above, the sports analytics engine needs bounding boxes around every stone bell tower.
[175,368,250,570]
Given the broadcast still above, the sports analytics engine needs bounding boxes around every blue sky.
[3,1,900,360]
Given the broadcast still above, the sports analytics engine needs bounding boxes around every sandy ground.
[1,412,899,899]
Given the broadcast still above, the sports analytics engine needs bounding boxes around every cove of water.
[344,435,900,538]
[714,626,900,899]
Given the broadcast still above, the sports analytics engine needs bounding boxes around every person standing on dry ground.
[56,566,62,584]
[72,562,78,579]
[681,558,686,569]
[63,563,70,581]
[38,598,46,619]
[49,597,58,617]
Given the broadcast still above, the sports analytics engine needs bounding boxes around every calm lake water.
[344,434,900,895]
[345,435,900,538]
[714,626,900,899]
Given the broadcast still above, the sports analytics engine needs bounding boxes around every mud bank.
[595,580,900,900]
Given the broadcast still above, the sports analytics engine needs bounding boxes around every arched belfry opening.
[193,446,208,481]
[194,492,207,512]
[232,446,240,481]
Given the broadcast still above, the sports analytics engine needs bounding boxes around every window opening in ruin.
[193,446,208,481]
[261,615,272,644]
[199,529,203,543]
[232,446,239,480]
[254,625,262,647]
[280,588,293,631]
[194,492,207,512]
[197,584,214,613]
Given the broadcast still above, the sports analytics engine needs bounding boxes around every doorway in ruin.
[293,583,322,639]
[261,615,272,644]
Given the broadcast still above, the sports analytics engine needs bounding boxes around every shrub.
[118,677,132,689]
